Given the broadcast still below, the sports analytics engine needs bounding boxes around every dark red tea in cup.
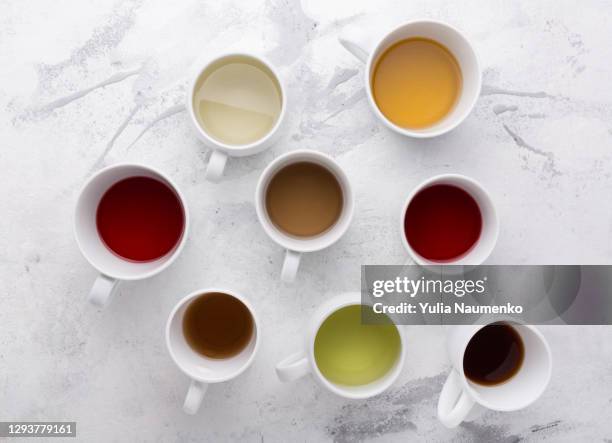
[96,176,185,262]
[404,184,482,262]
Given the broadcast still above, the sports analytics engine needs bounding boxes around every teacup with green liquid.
[275,294,405,399]
[313,304,401,386]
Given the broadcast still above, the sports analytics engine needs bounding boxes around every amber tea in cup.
[372,37,462,129]
[182,292,254,359]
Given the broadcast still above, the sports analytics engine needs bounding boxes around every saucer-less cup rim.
[275,293,406,400]
[339,19,482,138]
[186,51,287,182]
[462,322,552,411]
[255,149,355,281]
[74,163,189,307]
[165,288,260,382]
[400,173,499,266]
[165,288,260,414]
[437,318,552,428]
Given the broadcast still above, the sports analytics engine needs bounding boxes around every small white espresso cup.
[275,293,406,399]
[438,318,552,428]
[255,150,354,282]
[339,20,481,138]
[400,174,499,266]
[74,163,189,308]
[165,288,260,415]
[187,51,287,182]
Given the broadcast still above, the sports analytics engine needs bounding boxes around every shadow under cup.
[74,164,187,280]
[167,292,258,383]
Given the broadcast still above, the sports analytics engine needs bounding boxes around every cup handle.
[275,351,310,382]
[338,25,372,63]
[183,379,208,415]
[281,250,301,282]
[205,150,228,182]
[88,274,119,307]
[437,369,476,428]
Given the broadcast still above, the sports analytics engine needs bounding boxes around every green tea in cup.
[314,305,401,386]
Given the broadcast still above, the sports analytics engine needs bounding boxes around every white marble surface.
[2,0,612,441]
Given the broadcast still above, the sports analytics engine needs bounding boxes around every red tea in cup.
[96,176,185,262]
[404,184,482,262]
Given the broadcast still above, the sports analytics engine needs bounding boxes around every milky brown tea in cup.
[182,292,254,359]
[265,161,343,237]
[372,37,462,129]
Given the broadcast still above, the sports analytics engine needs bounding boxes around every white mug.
[339,20,481,138]
[275,293,406,399]
[165,288,260,415]
[74,163,189,307]
[187,52,287,182]
[400,174,499,266]
[438,319,552,428]
[255,150,354,282]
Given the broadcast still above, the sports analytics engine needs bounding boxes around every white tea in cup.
[192,55,282,145]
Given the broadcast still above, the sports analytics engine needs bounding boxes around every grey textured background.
[1,0,612,441]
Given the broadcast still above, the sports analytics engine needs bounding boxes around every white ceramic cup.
[339,20,481,138]
[275,293,406,399]
[165,288,260,415]
[255,149,354,282]
[400,174,499,266]
[74,163,189,308]
[438,318,552,428]
[187,52,287,182]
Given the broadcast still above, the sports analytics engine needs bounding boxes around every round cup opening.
[189,53,285,150]
[462,323,551,411]
[400,174,497,266]
[166,290,259,383]
[74,164,188,280]
[310,303,404,398]
[256,150,354,253]
[367,20,481,137]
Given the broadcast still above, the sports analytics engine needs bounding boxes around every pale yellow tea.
[193,56,282,145]
[372,38,462,129]
[314,305,401,386]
